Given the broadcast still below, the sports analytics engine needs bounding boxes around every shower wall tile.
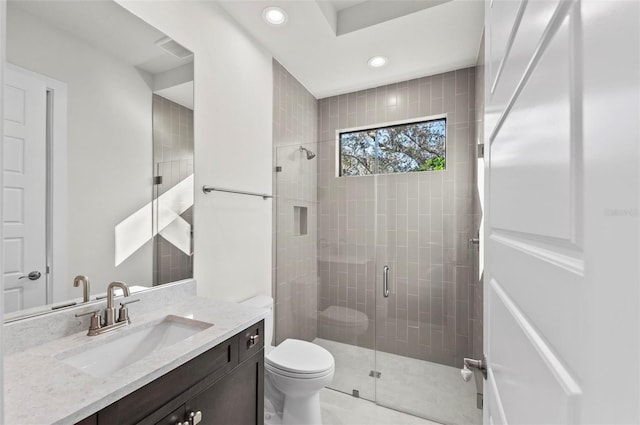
[152,94,194,286]
[273,60,319,344]
[317,67,479,368]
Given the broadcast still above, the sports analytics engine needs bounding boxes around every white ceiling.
[218,0,484,99]
[9,0,194,107]
[156,81,195,110]
[330,1,370,12]
[9,0,193,75]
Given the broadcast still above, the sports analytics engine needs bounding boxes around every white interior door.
[484,0,639,423]
[3,66,47,313]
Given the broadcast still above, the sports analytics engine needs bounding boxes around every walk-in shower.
[273,59,483,424]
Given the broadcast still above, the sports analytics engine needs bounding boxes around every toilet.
[241,296,335,425]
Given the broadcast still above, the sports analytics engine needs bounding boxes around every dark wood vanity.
[76,320,264,425]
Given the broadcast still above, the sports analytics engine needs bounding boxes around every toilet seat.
[265,339,334,378]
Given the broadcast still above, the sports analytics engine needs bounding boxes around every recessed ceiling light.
[262,7,288,26]
[368,56,388,68]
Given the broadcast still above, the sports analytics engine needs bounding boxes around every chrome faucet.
[75,281,140,336]
[73,275,91,303]
[105,281,130,326]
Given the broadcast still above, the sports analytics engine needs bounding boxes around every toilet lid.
[265,339,334,375]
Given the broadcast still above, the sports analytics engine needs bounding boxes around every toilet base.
[264,399,283,425]
[282,392,322,425]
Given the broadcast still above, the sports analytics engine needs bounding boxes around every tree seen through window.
[339,118,446,176]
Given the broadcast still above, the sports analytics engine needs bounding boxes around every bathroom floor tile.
[315,338,482,425]
[320,388,438,425]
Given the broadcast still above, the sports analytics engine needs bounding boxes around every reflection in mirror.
[3,0,194,321]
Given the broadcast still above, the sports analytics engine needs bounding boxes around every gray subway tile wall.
[152,94,194,285]
[317,68,480,367]
[273,60,319,344]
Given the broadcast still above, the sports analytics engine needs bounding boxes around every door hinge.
[369,370,382,378]
[477,143,485,159]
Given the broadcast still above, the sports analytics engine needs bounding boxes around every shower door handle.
[383,266,390,298]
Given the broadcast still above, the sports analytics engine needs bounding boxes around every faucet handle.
[75,309,102,336]
[118,299,140,324]
[75,308,100,318]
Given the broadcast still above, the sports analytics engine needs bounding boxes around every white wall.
[7,6,153,299]
[117,1,273,302]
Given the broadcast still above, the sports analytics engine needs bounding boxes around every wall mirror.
[3,0,194,321]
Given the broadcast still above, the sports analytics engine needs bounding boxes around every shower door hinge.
[369,370,382,378]
[477,143,485,159]
[275,166,282,172]
[352,389,360,398]
[154,175,163,185]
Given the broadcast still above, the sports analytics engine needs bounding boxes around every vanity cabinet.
[76,320,264,425]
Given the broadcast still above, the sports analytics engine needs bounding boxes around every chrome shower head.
[299,146,316,160]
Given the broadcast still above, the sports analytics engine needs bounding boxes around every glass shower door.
[313,138,378,402]
[373,154,482,423]
[274,139,379,402]
[274,143,320,346]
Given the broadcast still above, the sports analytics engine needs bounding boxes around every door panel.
[489,278,580,424]
[485,0,640,423]
[490,10,573,239]
[3,66,47,313]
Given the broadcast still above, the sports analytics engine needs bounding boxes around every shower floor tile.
[321,388,438,425]
[315,338,482,425]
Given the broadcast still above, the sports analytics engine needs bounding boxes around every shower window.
[339,117,446,176]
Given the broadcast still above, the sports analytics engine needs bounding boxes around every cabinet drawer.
[186,349,264,425]
[155,405,185,425]
[238,320,264,363]
[99,336,238,425]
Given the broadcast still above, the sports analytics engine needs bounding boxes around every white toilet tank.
[241,295,274,348]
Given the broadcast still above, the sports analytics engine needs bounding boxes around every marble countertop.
[4,297,268,425]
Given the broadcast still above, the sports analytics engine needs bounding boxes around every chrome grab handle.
[383,266,390,298]
[19,271,41,281]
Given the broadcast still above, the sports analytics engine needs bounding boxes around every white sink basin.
[58,315,213,378]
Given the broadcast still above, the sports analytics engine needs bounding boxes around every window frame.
[335,114,448,178]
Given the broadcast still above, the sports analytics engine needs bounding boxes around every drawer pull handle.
[248,334,260,347]
[189,410,202,425]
